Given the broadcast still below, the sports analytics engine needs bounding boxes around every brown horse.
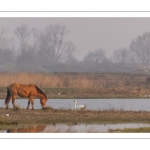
[5,83,47,110]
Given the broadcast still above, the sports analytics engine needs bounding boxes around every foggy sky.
[1,17,150,60]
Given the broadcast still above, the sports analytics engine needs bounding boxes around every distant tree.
[14,24,30,53]
[0,29,8,50]
[84,49,106,64]
[38,24,76,65]
[113,48,130,64]
[14,24,38,70]
[31,28,40,51]
[0,29,15,65]
[130,32,150,64]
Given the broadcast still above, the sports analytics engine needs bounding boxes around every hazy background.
[1,17,150,60]
[1,17,150,72]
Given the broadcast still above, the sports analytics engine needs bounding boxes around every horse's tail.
[5,87,11,105]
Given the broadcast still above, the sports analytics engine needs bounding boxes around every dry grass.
[0,72,148,89]
[109,127,150,133]
[13,105,22,111]
[0,72,149,98]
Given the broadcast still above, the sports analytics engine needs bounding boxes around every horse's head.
[40,98,47,108]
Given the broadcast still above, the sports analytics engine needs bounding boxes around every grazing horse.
[5,83,47,110]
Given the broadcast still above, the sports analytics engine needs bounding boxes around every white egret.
[74,100,85,110]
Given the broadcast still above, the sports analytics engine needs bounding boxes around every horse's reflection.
[7,125,46,133]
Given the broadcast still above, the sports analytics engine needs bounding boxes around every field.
[0,72,150,132]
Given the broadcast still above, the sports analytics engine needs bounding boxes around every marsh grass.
[0,72,149,98]
[109,127,150,133]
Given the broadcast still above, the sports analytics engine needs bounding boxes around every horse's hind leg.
[6,96,12,109]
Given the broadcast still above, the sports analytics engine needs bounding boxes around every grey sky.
[1,17,150,60]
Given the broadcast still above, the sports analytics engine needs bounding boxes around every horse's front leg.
[12,95,16,109]
[31,100,34,110]
[27,100,30,110]
[27,96,34,110]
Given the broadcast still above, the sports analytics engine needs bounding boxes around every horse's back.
[8,83,36,92]
[9,83,35,88]
[8,83,37,97]
[8,83,19,90]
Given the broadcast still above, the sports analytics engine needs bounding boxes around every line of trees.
[1,23,150,73]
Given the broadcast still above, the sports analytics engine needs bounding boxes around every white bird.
[3,113,9,117]
[74,100,85,110]
[145,70,149,73]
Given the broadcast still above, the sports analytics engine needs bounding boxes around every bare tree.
[0,29,8,50]
[0,29,15,65]
[14,24,39,70]
[31,28,40,51]
[84,49,106,64]
[38,24,76,64]
[113,48,130,64]
[130,32,150,64]
[14,24,30,53]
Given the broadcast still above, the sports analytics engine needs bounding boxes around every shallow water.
[1,98,150,111]
[1,123,150,133]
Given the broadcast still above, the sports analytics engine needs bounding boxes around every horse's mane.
[34,85,47,99]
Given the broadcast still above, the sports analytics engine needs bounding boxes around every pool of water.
[1,98,150,111]
[1,123,150,133]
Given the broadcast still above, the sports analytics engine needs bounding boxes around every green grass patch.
[109,127,150,133]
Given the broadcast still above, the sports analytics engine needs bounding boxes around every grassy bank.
[1,107,150,130]
[109,127,150,133]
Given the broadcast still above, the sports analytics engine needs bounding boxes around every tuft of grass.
[13,105,22,111]
[109,127,150,133]
[0,120,18,125]
[42,106,54,110]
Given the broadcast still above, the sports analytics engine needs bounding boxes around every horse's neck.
[37,92,46,99]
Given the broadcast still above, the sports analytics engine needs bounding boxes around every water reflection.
[7,125,45,133]
[2,123,150,133]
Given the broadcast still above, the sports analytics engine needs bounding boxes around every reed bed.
[0,72,149,98]
[0,72,148,88]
